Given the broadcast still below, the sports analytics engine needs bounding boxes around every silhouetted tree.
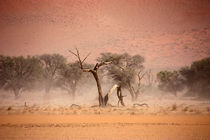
[0,55,43,99]
[157,71,184,96]
[57,61,92,99]
[180,57,210,98]
[39,54,66,94]
[69,49,113,106]
[97,52,145,101]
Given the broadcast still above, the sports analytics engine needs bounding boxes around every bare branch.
[131,86,136,93]
[75,48,81,61]
[69,49,91,72]
[68,50,77,57]
[98,61,112,67]
[133,103,149,107]
[75,48,83,68]
[94,61,112,70]
[82,69,92,72]
[116,65,125,71]
[82,52,91,63]
[137,69,146,82]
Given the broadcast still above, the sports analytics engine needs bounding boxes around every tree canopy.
[39,54,66,93]
[180,57,210,98]
[97,52,145,100]
[0,55,43,98]
[157,71,184,96]
[157,57,210,99]
[56,61,93,98]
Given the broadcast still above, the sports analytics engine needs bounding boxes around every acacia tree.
[57,62,82,98]
[69,49,114,106]
[57,62,93,99]
[145,69,156,88]
[157,71,184,96]
[180,57,210,98]
[97,53,145,101]
[39,54,66,94]
[0,55,43,99]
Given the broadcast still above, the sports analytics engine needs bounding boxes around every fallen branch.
[133,103,149,107]
[70,104,81,108]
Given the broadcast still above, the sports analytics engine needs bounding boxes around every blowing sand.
[0,94,210,140]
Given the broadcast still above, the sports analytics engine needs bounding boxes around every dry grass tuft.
[182,107,188,112]
[7,106,12,111]
[171,104,177,111]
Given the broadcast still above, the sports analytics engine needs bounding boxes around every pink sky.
[0,0,210,70]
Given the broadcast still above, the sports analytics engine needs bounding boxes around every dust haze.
[0,0,210,140]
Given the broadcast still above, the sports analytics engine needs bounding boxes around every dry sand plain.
[0,104,210,140]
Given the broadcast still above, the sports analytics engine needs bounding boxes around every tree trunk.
[135,92,140,100]
[45,82,52,94]
[128,86,136,101]
[117,86,125,106]
[71,85,76,100]
[13,88,20,99]
[134,88,140,100]
[104,84,119,105]
[92,71,105,106]
[43,82,52,101]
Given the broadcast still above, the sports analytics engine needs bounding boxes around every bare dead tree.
[69,49,111,106]
[130,69,146,100]
[145,69,155,88]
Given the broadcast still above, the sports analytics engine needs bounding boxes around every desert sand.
[0,91,210,140]
[0,104,209,140]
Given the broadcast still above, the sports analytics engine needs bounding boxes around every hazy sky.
[0,0,210,70]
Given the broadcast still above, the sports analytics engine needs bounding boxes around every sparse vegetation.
[180,57,210,98]
[157,57,210,99]
[0,55,43,99]
[39,54,66,94]
[56,62,83,98]
[0,53,209,103]
[97,52,145,101]
[157,71,184,96]
[69,49,123,107]
[171,104,177,111]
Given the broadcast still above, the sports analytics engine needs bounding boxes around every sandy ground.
[0,105,210,140]
[0,94,210,140]
[0,115,209,140]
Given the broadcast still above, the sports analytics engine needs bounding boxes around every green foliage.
[180,57,210,98]
[97,52,144,100]
[179,66,195,87]
[57,61,94,97]
[98,53,144,87]
[0,53,95,99]
[0,55,43,98]
[158,57,210,98]
[39,54,66,93]
[157,71,184,96]
[57,61,82,96]
[108,66,136,87]
[191,57,210,81]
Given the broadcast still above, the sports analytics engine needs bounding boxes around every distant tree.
[180,57,210,98]
[157,71,184,96]
[140,69,157,94]
[39,54,66,94]
[144,69,156,88]
[97,52,145,101]
[57,62,92,99]
[179,66,195,92]
[0,55,43,99]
